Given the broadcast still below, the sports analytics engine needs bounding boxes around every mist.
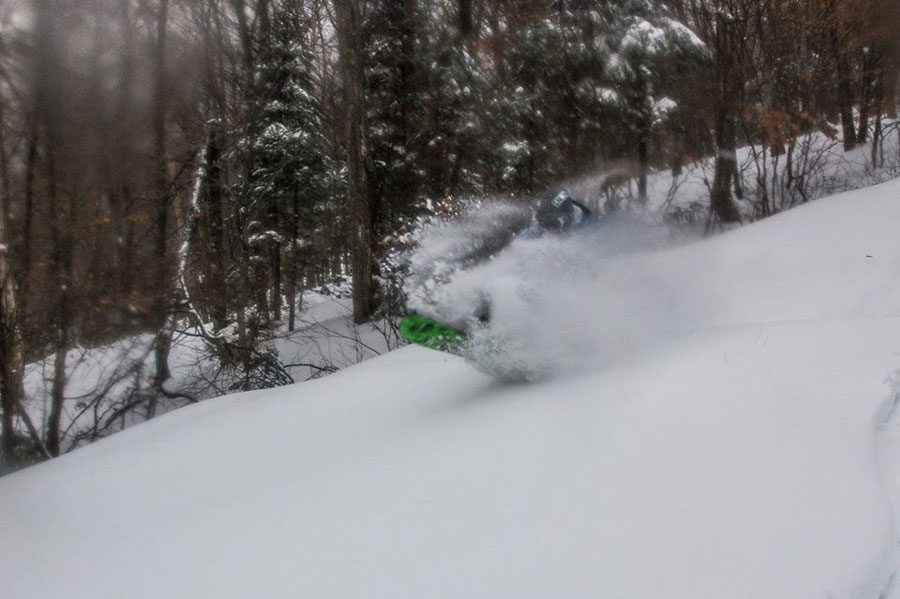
[405,200,709,380]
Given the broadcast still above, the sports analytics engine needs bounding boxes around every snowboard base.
[400,313,539,381]
[400,314,468,356]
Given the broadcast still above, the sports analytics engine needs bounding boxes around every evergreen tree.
[604,0,707,202]
[250,2,332,328]
[365,0,422,230]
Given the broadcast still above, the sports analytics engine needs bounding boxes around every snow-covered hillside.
[3,179,900,598]
[578,127,900,221]
[15,291,399,454]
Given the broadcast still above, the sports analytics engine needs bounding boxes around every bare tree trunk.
[871,65,884,167]
[115,0,137,300]
[228,0,267,341]
[196,3,229,331]
[334,0,376,324]
[287,186,299,332]
[0,92,29,446]
[397,0,418,215]
[0,261,23,461]
[833,32,856,151]
[150,0,171,416]
[47,291,69,456]
[257,0,271,41]
[20,128,36,296]
[255,0,282,324]
[786,140,795,190]
[710,110,742,225]
[857,50,872,145]
[706,8,743,225]
[459,0,473,38]
[270,234,282,322]
[44,152,74,458]
[0,116,24,462]
[637,125,649,205]
[236,240,250,351]
[120,188,136,297]
[33,0,71,457]
[0,99,9,244]
[0,266,23,462]
[732,165,744,200]
[229,0,255,74]
[205,124,227,330]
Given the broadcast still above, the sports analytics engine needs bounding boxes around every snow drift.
[3,180,900,598]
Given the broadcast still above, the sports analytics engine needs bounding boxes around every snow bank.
[3,180,900,598]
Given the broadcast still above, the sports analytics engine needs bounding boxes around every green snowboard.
[399,314,469,356]
[400,313,535,381]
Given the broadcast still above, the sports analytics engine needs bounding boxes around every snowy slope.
[566,122,900,219]
[3,180,900,599]
[16,292,398,453]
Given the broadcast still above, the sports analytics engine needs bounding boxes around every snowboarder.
[525,189,593,237]
[401,189,595,352]
[457,189,595,266]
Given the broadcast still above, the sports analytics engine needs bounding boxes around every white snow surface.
[18,291,398,450]
[4,180,900,598]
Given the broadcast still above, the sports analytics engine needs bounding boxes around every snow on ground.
[274,293,400,381]
[415,179,900,380]
[18,291,398,454]
[567,122,900,220]
[3,180,900,598]
[17,124,900,454]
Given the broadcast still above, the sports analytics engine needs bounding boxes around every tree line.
[0,0,897,465]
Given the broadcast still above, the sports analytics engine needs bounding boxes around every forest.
[0,0,898,467]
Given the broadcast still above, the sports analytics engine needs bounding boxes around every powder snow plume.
[405,199,705,380]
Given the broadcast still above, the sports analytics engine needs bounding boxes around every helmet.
[551,189,571,208]
[535,189,574,232]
